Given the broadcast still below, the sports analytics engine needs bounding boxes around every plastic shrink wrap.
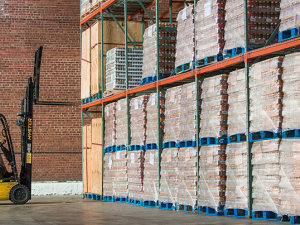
[106,48,143,90]
[142,23,177,79]
[195,0,226,60]
[249,56,284,133]
[198,144,227,212]
[103,152,115,196]
[228,69,246,136]
[200,75,229,138]
[104,103,116,148]
[251,139,280,214]
[143,150,159,201]
[279,0,300,32]
[175,5,194,68]
[130,95,149,146]
[116,99,128,146]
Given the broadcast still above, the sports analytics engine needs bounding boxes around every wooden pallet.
[90,2,101,13]
[103,89,123,97]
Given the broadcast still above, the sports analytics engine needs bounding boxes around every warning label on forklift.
[26,153,32,164]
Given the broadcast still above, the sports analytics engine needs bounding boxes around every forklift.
[0,46,43,204]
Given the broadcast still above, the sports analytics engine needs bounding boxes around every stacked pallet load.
[249,56,284,135]
[127,150,145,204]
[164,86,181,147]
[91,0,100,12]
[80,0,90,18]
[104,103,116,151]
[116,99,128,150]
[175,5,194,73]
[278,139,300,218]
[141,23,177,85]
[143,150,159,206]
[281,53,300,132]
[113,150,128,201]
[224,0,280,56]
[279,0,300,42]
[251,139,281,218]
[198,144,227,215]
[225,142,248,216]
[178,82,200,145]
[177,147,198,211]
[198,75,228,215]
[103,152,115,200]
[159,148,178,210]
[199,75,229,140]
[195,0,226,65]
[106,48,143,91]
[81,28,91,102]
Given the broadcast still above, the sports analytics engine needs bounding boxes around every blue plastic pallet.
[282,129,300,139]
[81,97,93,105]
[177,140,196,148]
[227,133,246,143]
[175,62,194,74]
[143,200,158,208]
[176,204,195,213]
[279,27,300,42]
[115,196,128,203]
[92,93,102,100]
[92,194,102,201]
[224,208,248,218]
[198,206,224,216]
[129,145,144,151]
[196,54,223,67]
[249,131,281,142]
[145,143,158,150]
[103,195,115,202]
[85,193,93,199]
[252,211,278,221]
[223,46,258,59]
[279,215,300,224]
[105,146,116,153]
[116,145,127,151]
[141,74,170,85]
[200,136,227,146]
[128,198,143,206]
[159,201,177,211]
[163,141,177,149]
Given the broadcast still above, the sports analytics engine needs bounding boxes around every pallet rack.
[80,0,300,218]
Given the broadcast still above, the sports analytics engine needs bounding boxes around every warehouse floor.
[0,195,279,225]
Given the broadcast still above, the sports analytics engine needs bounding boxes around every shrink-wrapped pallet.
[127,150,145,200]
[103,152,115,196]
[200,75,229,138]
[282,53,300,130]
[113,150,128,197]
[195,0,226,60]
[159,148,179,204]
[175,5,194,69]
[178,82,200,141]
[164,86,181,143]
[198,144,227,212]
[142,23,177,80]
[279,139,300,216]
[116,99,128,147]
[249,57,284,133]
[279,0,300,32]
[143,150,159,201]
[146,93,165,146]
[224,0,280,50]
[251,139,280,213]
[228,69,246,136]
[106,48,143,91]
[225,143,248,210]
[177,147,197,207]
[80,0,90,18]
[104,103,116,148]
[130,95,149,146]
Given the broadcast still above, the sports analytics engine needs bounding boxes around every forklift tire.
[10,184,30,204]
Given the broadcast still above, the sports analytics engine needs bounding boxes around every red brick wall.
[0,0,82,181]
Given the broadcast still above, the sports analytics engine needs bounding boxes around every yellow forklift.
[0,47,42,204]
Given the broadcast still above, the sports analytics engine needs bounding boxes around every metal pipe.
[101,12,105,198]
[183,0,190,6]
[142,13,145,43]
[136,0,155,24]
[244,0,253,217]
[169,0,172,24]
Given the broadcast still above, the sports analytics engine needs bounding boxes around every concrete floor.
[0,195,280,225]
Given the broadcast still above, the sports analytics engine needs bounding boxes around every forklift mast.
[16,46,43,196]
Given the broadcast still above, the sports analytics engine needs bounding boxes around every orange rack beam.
[81,36,300,111]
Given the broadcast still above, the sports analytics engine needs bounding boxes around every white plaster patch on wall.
[32,181,83,196]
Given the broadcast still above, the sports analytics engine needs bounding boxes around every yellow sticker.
[26,153,32,164]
